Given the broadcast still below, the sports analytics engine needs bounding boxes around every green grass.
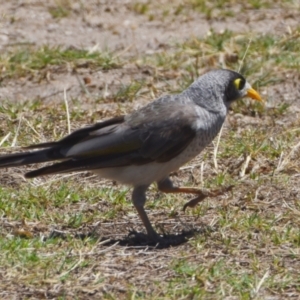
[48,0,72,19]
[1,1,300,298]
[136,28,300,98]
[1,79,300,298]
[0,46,119,80]
[130,0,296,21]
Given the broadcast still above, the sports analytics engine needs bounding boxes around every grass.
[129,0,296,21]
[0,46,119,80]
[48,0,72,19]
[1,0,300,299]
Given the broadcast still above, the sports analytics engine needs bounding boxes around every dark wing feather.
[128,96,198,162]
[23,96,199,177]
[0,116,126,168]
[25,116,125,149]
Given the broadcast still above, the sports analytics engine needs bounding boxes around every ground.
[0,0,300,299]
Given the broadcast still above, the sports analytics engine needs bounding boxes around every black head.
[224,70,248,103]
[206,69,262,104]
[182,69,262,110]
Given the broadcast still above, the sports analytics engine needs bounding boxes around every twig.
[252,270,269,297]
[200,161,204,188]
[239,154,251,178]
[64,87,71,134]
[0,133,11,147]
[59,250,83,278]
[276,140,300,173]
[11,115,23,147]
[238,37,252,72]
[213,124,223,171]
[24,118,42,141]
[74,69,90,96]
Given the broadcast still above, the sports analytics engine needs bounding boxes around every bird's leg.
[157,177,233,211]
[132,185,159,241]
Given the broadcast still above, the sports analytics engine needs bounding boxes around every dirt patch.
[1,0,299,103]
[1,1,298,51]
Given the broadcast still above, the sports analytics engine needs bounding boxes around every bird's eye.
[233,78,245,90]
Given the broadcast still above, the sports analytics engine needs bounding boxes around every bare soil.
[1,0,299,104]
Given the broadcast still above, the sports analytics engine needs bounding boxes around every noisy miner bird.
[0,69,262,241]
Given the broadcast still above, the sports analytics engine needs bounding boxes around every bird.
[0,69,262,242]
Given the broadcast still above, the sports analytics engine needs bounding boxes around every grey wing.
[25,100,199,177]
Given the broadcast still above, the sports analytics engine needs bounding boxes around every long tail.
[0,148,64,168]
[25,160,76,178]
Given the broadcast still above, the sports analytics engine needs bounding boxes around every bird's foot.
[183,185,234,211]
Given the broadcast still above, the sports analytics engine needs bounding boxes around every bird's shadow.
[106,230,195,249]
[45,226,212,249]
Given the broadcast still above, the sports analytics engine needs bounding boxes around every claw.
[183,193,207,211]
[182,185,234,211]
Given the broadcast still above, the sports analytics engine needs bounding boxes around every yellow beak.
[247,87,262,102]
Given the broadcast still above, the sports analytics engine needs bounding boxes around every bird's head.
[223,70,262,104]
[186,69,262,111]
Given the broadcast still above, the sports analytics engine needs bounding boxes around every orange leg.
[157,177,233,211]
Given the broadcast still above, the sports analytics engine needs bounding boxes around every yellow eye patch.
[233,78,242,90]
